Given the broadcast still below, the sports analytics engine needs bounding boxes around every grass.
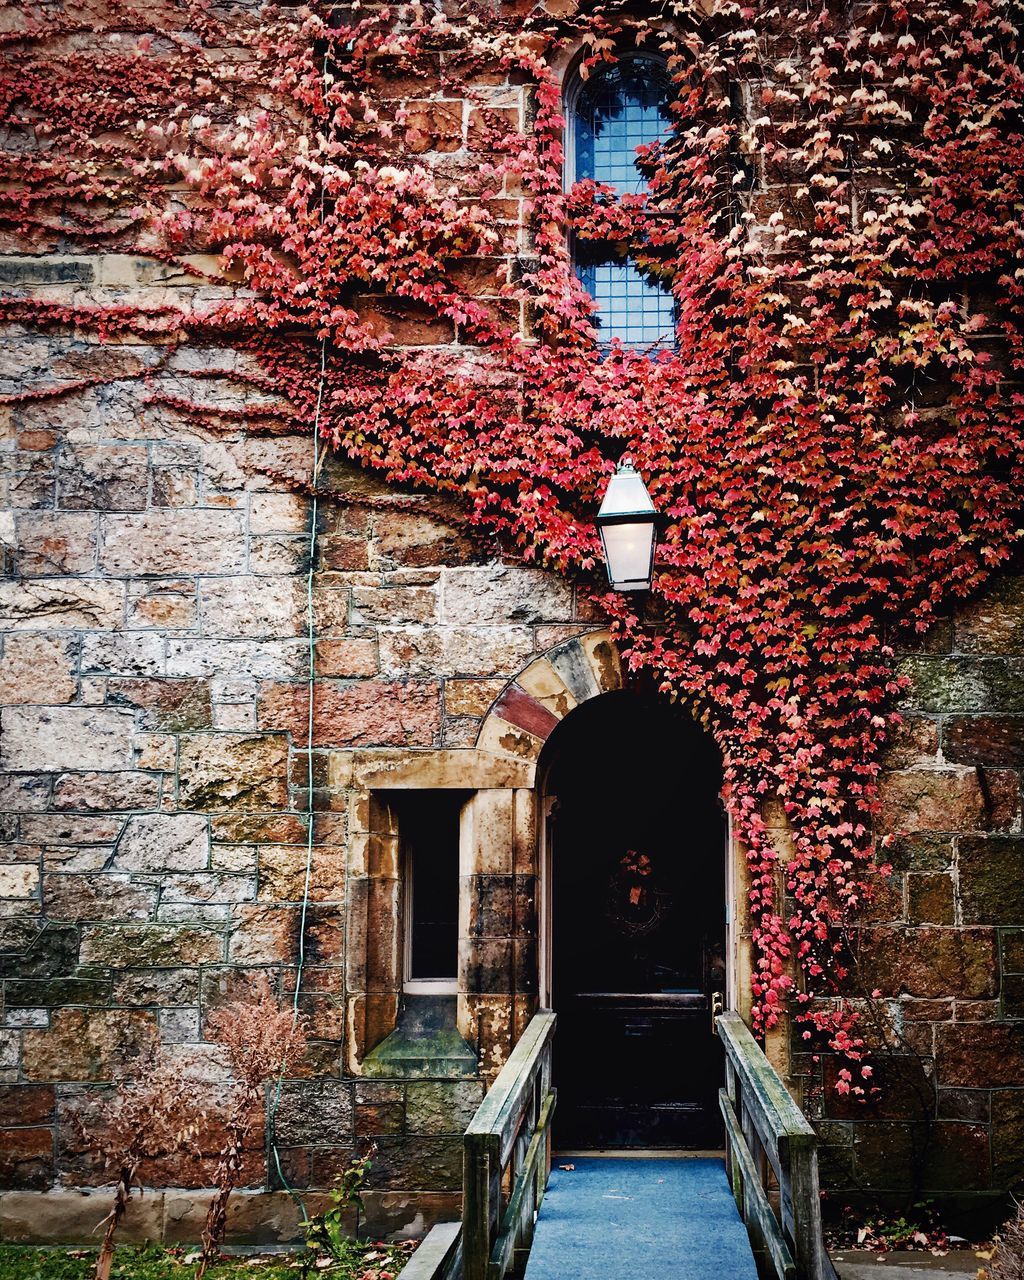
[0,1244,417,1280]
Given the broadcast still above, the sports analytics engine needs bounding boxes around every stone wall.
[0,319,614,1235]
[1,0,1022,1246]
[805,580,1024,1224]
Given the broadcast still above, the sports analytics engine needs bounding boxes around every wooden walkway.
[407,1009,835,1280]
[522,1156,759,1280]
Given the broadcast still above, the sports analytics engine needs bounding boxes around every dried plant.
[71,1051,206,1280]
[987,1202,1024,1280]
[198,977,308,1277]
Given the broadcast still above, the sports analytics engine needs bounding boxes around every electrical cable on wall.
[265,24,334,1216]
[266,333,326,1218]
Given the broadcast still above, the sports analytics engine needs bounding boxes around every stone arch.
[475,628,624,779]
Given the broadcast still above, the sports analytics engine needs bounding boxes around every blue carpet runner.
[523,1156,759,1280]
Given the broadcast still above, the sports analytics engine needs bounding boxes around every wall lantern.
[596,457,658,592]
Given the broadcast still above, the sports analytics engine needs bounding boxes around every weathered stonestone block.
[0,705,135,771]
[444,678,505,718]
[161,872,257,905]
[0,579,123,631]
[441,565,572,626]
[943,715,1024,766]
[0,1188,166,1243]
[0,1084,54,1127]
[937,1022,1024,1087]
[80,633,167,677]
[857,927,997,1000]
[105,677,212,730]
[405,1080,484,1135]
[258,680,441,748]
[878,768,986,832]
[16,512,98,574]
[881,715,940,768]
[352,584,438,626]
[227,904,301,964]
[79,924,224,966]
[51,768,158,808]
[353,298,454,346]
[958,836,1024,924]
[152,467,199,508]
[403,100,464,153]
[906,872,955,925]
[22,1008,158,1082]
[111,968,200,1007]
[110,813,209,872]
[22,813,122,844]
[178,733,289,810]
[956,575,1024,655]
[379,626,534,678]
[44,873,155,922]
[992,1089,1024,1185]
[200,576,304,639]
[0,774,51,812]
[0,632,76,705]
[99,511,246,575]
[5,976,111,1007]
[886,832,953,872]
[257,844,344,903]
[314,638,379,678]
[0,1127,54,1189]
[58,444,148,512]
[363,1136,463,1191]
[250,493,309,534]
[273,1080,353,1144]
[897,655,1024,713]
[370,511,481,569]
[167,638,306,680]
[126,579,198,630]
[0,864,40,898]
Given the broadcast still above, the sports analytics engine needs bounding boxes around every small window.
[400,792,463,995]
[567,54,676,350]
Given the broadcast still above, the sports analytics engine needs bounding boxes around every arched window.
[567,54,675,349]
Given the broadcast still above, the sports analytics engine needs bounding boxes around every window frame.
[562,49,678,351]
[400,793,461,997]
[562,49,673,193]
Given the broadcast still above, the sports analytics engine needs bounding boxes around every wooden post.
[787,1139,829,1280]
[463,1131,500,1280]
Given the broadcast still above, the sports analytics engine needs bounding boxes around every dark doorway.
[544,691,726,1149]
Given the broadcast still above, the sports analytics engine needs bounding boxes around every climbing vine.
[3,0,1023,1092]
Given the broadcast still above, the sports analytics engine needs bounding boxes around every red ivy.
[3,0,1023,1090]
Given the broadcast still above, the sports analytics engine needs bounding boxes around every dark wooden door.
[547,692,726,1150]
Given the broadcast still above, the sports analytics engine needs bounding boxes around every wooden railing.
[400,1011,556,1280]
[463,1010,557,1280]
[400,1221,462,1280]
[717,1011,836,1280]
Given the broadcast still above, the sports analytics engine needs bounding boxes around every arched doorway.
[540,690,726,1149]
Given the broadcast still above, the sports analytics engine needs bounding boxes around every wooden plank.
[719,1088,797,1280]
[400,1222,462,1280]
[718,1014,815,1141]
[466,1012,556,1168]
[488,1091,555,1280]
[718,1012,814,1187]
[717,1014,836,1280]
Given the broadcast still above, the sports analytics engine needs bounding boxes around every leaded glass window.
[569,55,676,350]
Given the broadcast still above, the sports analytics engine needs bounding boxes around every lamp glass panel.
[599,519,655,589]
[598,467,656,519]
